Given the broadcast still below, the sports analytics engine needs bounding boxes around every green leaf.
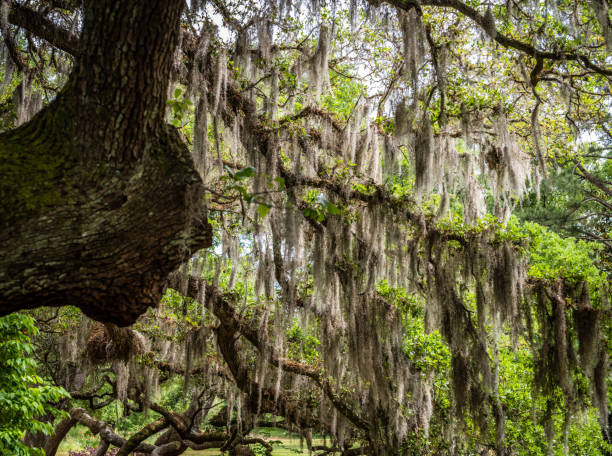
[325,201,341,215]
[236,185,248,199]
[174,87,182,98]
[303,207,318,220]
[274,177,286,190]
[257,203,271,219]
[234,166,256,180]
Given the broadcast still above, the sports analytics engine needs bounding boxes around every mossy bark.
[0,0,212,325]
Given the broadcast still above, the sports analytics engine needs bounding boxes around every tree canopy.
[0,0,610,455]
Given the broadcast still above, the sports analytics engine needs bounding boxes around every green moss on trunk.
[0,97,76,226]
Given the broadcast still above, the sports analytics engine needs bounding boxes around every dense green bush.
[0,314,68,456]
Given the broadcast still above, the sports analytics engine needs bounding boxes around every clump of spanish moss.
[86,322,146,364]
[309,23,331,100]
[414,114,434,195]
[592,0,612,53]
[573,282,600,373]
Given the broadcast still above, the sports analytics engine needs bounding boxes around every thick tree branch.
[69,407,157,453]
[43,417,78,456]
[8,2,78,55]
[575,162,612,197]
[115,417,169,456]
[0,0,213,325]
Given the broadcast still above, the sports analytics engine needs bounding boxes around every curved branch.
[8,2,78,55]
[115,417,169,456]
[43,417,78,456]
[383,0,612,77]
[69,407,157,453]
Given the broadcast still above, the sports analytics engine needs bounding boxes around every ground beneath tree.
[58,427,324,456]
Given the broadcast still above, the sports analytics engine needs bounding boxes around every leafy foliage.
[524,221,605,289]
[0,314,68,456]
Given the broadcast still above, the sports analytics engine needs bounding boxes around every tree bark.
[43,417,78,456]
[0,0,211,325]
[93,440,110,456]
[69,407,157,453]
[116,417,169,456]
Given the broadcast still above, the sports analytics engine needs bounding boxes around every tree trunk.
[0,0,211,325]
